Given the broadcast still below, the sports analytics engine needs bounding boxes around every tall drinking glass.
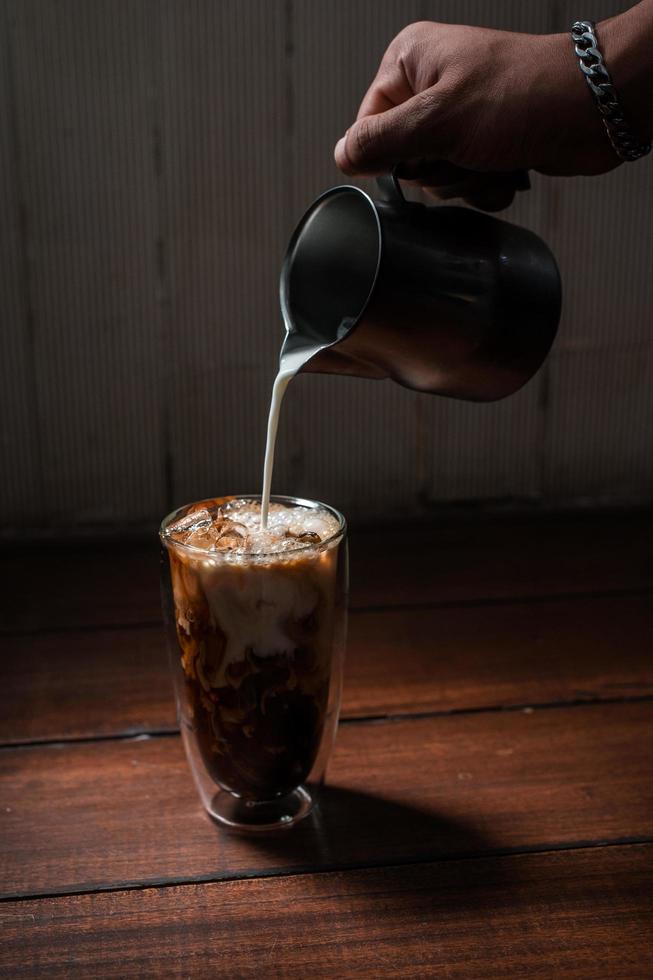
[160,494,347,832]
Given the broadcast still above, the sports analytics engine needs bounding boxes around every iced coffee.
[160,495,347,828]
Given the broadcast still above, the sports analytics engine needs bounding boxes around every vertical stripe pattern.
[0,0,651,529]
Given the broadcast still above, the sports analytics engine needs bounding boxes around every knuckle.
[393,22,442,93]
[387,21,428,65]
[396,21,432,46]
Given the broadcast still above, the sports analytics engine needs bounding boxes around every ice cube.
[214,521,250,552]
[185,522,223,550]
[167,507,213,543]
[284,529,321,544]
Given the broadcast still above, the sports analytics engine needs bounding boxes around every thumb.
[334,91,444,176]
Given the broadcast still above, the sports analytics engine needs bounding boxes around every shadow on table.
[236,784,515,915]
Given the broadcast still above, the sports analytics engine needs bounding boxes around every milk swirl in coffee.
[162,495,342,801]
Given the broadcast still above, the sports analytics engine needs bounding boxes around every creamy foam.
[164,497,340,558]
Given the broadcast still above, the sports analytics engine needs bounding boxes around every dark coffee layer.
[185,647,329,799]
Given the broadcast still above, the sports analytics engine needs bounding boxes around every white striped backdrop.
[1,0,651,529]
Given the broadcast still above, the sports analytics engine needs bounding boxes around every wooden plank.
[1,844,651,979]
[0,540,159,633]
[351,510,653,608]
[0,627,175,744]
[1,701,651,898]
[2,511,652,632]
[344,592,653,718]
[2,593,652,743]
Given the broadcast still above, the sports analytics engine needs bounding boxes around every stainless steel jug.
[280,174,561,401]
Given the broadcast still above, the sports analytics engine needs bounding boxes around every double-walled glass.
[160,494,347,831]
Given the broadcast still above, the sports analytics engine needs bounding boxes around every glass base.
[207,786,313,833]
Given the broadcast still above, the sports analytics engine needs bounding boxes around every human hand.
[334,21,619,209]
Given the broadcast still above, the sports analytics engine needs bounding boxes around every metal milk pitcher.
[280,174,561,401]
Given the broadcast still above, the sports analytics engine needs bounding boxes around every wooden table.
[1,511,652,978]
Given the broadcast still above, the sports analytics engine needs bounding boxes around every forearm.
[599,0,653,141]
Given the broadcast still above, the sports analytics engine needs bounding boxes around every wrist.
[531,30,612,174]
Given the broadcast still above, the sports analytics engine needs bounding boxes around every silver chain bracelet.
[571,20,651,162]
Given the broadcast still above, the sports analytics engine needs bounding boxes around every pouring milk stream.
[260,340,320,529]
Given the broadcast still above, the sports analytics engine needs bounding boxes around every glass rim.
[159,494,346,560]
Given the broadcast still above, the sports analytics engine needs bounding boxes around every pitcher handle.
[376,170,407,206]
[377,167,531,209]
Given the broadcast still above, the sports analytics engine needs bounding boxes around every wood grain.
[1,701,651,898]
[0,626,175,744]
[351,510,653,609]
[2,511,652,633]
[0,540,159,634]
[344,592,653,718]
[2,593,652,744]
[1,844,651,979]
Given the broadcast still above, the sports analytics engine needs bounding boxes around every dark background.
[1,0,650,533]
